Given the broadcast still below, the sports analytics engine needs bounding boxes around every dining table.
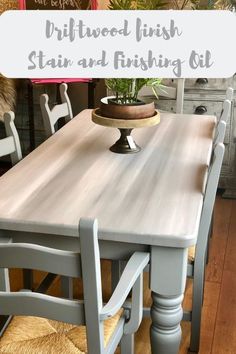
[0,109,216,354]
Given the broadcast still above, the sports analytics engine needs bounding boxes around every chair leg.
[189,262,205,353]
[111,260,121,292]
[23,269,33,290]
[61,276,73,299]
[206,212,214,264]
[120,334,134,354]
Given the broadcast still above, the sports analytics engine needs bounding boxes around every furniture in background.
[150,78,185,114]
[0,109,216,354]
[40,83,73,138]
[140,77,236,198]
[0,112,22,165]
[27,80,98,150]
[19,0,98,150]
[0,218,149,354]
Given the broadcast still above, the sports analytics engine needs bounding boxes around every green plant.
[105,78,162,104]
[108,0,221,10]
[108,0,168,10]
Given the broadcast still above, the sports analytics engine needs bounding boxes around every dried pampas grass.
[0,75,17,122]
[0,0,19,14]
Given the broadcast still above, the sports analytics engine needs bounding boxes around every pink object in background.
[18,0,97,82]
[19,0,97,10]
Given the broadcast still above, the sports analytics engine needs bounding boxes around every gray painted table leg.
[150,246,188,354]
[150,293,183,353]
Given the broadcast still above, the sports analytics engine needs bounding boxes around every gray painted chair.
[185,89,233,353]
[214,87,233,145]
[187,142,225,353]
[0,218,149,354]
[0,111,22,165]
[40,83,73,138]
[214,99,231,146]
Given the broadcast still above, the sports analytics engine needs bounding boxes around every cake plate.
[92,108,160,154]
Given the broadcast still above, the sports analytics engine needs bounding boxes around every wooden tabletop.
[0,110,216,247]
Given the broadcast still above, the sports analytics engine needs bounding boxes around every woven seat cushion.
[0,310,122,354]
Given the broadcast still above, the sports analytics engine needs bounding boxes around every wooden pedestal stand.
[92,108,160,154]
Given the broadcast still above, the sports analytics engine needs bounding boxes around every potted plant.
[100,78,162,120]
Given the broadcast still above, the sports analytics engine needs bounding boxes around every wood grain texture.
[0,110,215,248]
[206,198,232,283]
[92,109,160,128]
[211,200,236,354]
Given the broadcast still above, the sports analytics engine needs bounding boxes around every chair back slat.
[60,83,73,120]
[0,112,22,165]
[0,292,85,325]
[51,103,71,124]
[40,83,73,138]
[0,243,81,278]
[0,136,15,157]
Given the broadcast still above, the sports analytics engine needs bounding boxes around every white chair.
[40,83,73,138]
[187,142,225,353]
[139,79,185,113]
[214,99,231,146]
[0,218,149,354]
[186,90,232,353]
[0,111,22,165]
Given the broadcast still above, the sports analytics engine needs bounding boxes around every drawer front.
[159,78,236,91]
[185,77,236,91]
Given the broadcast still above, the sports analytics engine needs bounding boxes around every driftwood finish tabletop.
[0,110,215,247]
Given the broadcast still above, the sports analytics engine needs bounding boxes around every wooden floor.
[8,195,236,354]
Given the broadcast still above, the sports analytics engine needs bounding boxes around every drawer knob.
[196,78,208,84]
[195,105,207,115]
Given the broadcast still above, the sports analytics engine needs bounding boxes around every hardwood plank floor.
[211,199,236,354]
[8,195,236,354]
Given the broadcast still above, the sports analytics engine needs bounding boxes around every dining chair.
[0,111,22,165]
[179,92,231,353]
[186,142,225,353]
[214,98,231,145]
[40,83,73,138]
[0,218,149,354]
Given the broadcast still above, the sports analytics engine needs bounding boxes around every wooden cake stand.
[92,108,160,154]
